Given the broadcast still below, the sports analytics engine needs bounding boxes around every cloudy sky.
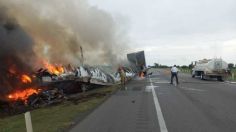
[88,0,236,66]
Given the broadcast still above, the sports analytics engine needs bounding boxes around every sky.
[88,0,236,66]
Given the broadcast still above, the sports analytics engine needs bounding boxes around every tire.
[191,71,195,78]
[200,73,205,80]
[217,76,223,81]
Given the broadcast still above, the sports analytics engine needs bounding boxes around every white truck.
[191,58,230,81]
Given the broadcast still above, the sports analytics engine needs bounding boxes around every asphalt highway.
[70,69,236,132]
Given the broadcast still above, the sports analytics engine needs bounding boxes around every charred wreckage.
[0,64,135,115]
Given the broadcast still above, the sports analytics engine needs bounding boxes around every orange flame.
[8,88,39,102]
[43,61,64,75]
[21,74,32,84]
[140,72,145,78]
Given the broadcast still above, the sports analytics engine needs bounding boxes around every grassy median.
[0,85,120,132]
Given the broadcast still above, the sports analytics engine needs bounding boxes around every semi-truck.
[127,51,147,74]
[191,58,230,81]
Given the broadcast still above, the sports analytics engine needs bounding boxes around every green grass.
[0,85,119,132]
[179,68,191,73]
[227,69,236,81]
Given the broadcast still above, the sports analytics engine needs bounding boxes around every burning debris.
[43,61,65,76]
[0,61,136,115]
[8,88,40,103]
[0,17,36,95]
[0,0,131,116]
[21,75,32,84]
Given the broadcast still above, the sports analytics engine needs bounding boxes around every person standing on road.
[118,66,126,87]
[170,65,179,84]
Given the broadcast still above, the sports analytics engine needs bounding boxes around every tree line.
[150,63,236,69]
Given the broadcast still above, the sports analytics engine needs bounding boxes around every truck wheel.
[217,76,223,81]
[191,71,195,78]
[200,73,205,80]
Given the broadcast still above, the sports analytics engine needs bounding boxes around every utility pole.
[80,46,84,66]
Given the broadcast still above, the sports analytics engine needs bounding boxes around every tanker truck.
[191,58,230,81]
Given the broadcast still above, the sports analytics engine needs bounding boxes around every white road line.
[180,87,206,92]
[149,77,168,132]
[154,82,169,84]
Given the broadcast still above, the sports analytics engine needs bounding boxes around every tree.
[154,63,159,68]
[181,65,188,69]
[189,62,194,69]
[228,63,234,69]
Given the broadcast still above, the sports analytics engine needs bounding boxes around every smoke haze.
[0,0,129,94]
[0,0,128,66]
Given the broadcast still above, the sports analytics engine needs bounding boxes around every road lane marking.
[180,87,206,92]
[225,82,236,87]
[146,86,159,92]
[154,81,169,84]
[149,77,168,132]
[225,81,236,84]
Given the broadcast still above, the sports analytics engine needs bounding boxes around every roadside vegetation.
[226,63,236,81]
[150,63,192,73]
[0,85,120,132]
[228,68,236,81]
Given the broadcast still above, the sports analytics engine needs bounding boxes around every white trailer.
[191,58,230,81]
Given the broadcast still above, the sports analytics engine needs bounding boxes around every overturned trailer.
[37,66,117,84]
[127,51,148,76]
[75,66,116,85]
[0,66,117,115]
[0,63,136,115]
[35,65,119,96]
[127,51,146,72]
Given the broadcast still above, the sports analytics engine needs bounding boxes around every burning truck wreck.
[0,1,135,116]
[0,61,136,115]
